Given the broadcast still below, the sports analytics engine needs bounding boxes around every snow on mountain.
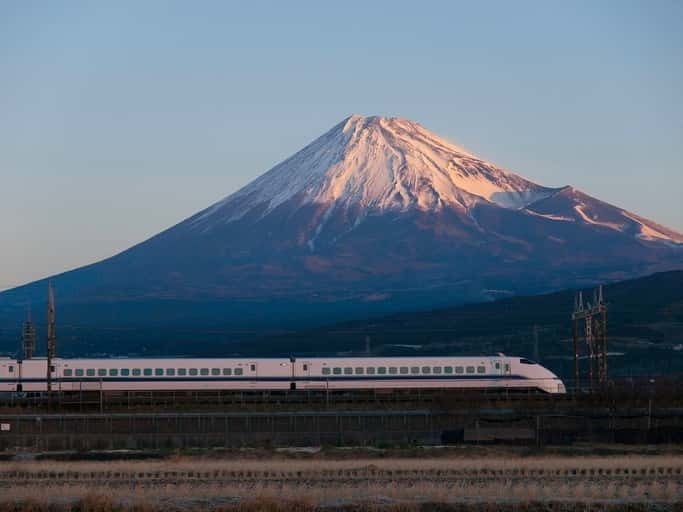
[189,114,682,250]
[523,186,683,245]
[192,115,557,230]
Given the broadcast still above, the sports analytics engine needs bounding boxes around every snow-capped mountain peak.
[2,115,681,335]
[193,115,556,228]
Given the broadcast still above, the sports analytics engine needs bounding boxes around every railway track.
[0,388,581,414]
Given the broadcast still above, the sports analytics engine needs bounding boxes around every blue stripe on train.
[2,374,527,383]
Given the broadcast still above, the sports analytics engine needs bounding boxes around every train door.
[297,361,324,390]
[492,359,505,376]
[243,362,258,389]
[0,361,19,392]
[290,360,311,390]
[16,361,22,392]
[300,361,311,378]
[48,363,57,391]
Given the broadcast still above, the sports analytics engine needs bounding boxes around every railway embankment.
[0,389,681,451]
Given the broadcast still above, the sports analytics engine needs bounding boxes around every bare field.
[1,454,682,510]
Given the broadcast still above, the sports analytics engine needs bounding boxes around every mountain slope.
[0,115,681,354]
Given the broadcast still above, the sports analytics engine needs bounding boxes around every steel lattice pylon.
[571,285,607,393]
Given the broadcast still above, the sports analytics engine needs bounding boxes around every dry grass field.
[1,454,682,511]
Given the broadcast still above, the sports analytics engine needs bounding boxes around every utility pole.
[600,286,608,383]
[46,281,56,400]
[21,309,36,360]
[572,293,580,394]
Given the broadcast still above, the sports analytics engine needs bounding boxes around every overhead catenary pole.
[585,310,594,392]
[572,314,579,394]
[21,309,36,360]
[600,285,607,384]
[46,281,56,396]
[572,291,583,394]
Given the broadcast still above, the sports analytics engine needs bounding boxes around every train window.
[377,367,386,374]
[322,367,331,375]
[155,369,164,376]
[401,367,409,375]
[178,368,187,376]
[200,368,209,376]
[444,366,453,374]
[389,367,397,374]
[455,367,464,374]
[50,365,56,373]
[367,367,375,375]
[8,366,13,373]
[97,369,106,377]
[422,366,431,374]
[466,366,475,374]
[333,367,341,375]
[76,369,84,377]
[520,358,536,365]
[189,369,198,376]
[477,366,485,374]
[223,368,232,376]
[303,364,308,371]
[344,367,352,375]
[132,369,141,376]
[109,369,118,377]
[64,369,73,377]
[410,367,419,374]
[86,369,95,377]
[143,368,151,376]
[495,362,500,370]
[355,367,364,375]
[211,368,220,376]
[234,368,243,376]
[121,369,130,376]
[433,367,442,374]
[250,364,256,372]
[166,368,175,376]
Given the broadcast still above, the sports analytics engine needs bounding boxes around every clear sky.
[1,1,682,291]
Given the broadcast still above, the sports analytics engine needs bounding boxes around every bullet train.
[0,355,566,394]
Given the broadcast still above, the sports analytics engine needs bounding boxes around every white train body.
[0,356,566,394]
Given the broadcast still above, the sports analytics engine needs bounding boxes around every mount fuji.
[1,115,682,353]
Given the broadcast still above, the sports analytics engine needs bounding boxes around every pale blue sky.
[1,1,682,291]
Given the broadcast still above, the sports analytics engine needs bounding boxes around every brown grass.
[1,454,681,510]
[4,453,683,477]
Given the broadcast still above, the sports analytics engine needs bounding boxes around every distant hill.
[1,271,680,382]
[236,271,683,380]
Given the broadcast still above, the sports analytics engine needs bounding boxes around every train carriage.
[0,356,566,394]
